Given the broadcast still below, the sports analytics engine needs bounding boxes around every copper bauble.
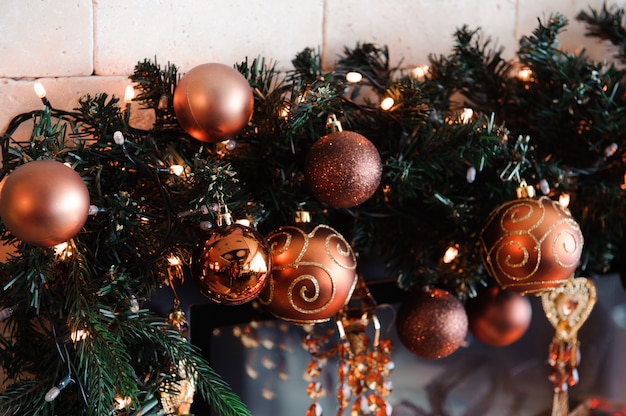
[480,196,583,295]
[396,288,468,359]
[0,160,90,247]
[191,223,271,305]
[305,130,382,208]
[466,286,532,346]
[258,223,358,324]
[173,63,253,143]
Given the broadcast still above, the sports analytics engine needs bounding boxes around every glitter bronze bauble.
[173,63,253,143]
[258,223,358,324]
[0,160,90,247]
[396,288,468,359]
[305,130,382,208]
[191,223,271,305]
[479,196,583,295]
[466,286,532,347]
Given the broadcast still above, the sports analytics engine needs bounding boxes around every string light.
[114,395,132,410]
[124,86,134,123]
[604,142,618,158]
[33,82,52,107]
[130,295,140,313]
[45,375,72,402]
[124,85,135,104]
[516,67,533,82]
[539,178,551,195]
[380,97,395,111]
[113,131,125,145]
[70,329,89,342]
[411,65,429,81]
[169,165,185,176]
[466,166,477,183]
[461,108,473,123]
[559,193,571,208]
[345,71,363,83]
[442,246,459,263]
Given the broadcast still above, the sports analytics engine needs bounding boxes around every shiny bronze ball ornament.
[304,115,382,208]
[173,63,254,143]
[0,160,90,247]
[479,185,584,295]
[466,286,532,347]
[258,219,358,325]
[396,287,468,359]
[191,223,271,305]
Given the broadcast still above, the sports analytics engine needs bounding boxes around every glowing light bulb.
[168,256,181,266]
[345,71,363,83]
[169,165,184,176]
[517,67,533,82]
[461,108,473,124]
[559,193,570,208]
[380,97,395,111]
[124,85,135,104]
[70,329,89,342]
[33,82,47,99]
[411,65,429,80]
[442,246,459,263]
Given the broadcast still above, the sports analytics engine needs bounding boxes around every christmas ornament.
[336,278,394,416]
[396,287,468,359]
[191,216,271,305]
[305,114,382,208]
[479,184,584,295]
[466,286,532,346]
[541,277,596,416]
[0,160,90,247]
[258,217,358,324]
[173,62,253,143]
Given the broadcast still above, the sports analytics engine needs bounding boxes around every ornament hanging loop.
[326,114,343,133]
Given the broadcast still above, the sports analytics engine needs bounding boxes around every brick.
[0,76,154,137]
[516,0,626,63]
[94,0,324,75]
[323,0,519,70]
[0,0,93,78]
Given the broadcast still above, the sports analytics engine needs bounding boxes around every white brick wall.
[0,0,622,132]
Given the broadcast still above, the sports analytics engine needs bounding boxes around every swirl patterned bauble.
[305,130,382,208]
[0,160,90,247]
[479,196,583,295]
[396,288,468,359]
[258,223,358,325]
[191,224,271,305]
[173,63,253,143]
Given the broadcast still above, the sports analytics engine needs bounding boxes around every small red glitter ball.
[396,288,468,359]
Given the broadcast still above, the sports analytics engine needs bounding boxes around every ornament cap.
[295,209,312,223]
[325,114,343,133]
[516,180,536,199]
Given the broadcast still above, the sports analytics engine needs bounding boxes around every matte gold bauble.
[173,63,253,143]
[396,288,468,359]
[191,223,271,305]
[466,286,532,346]
[0,160,90,247]
[479,196,583,295]
[258,223,358,324]
[305,130,382,208]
